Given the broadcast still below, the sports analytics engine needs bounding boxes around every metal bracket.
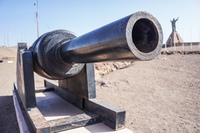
[14,43,126,132]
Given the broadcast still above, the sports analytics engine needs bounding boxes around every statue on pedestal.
[166,17,183,47]
[170,17,179,32]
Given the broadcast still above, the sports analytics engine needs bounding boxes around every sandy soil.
[0,46,199,133]
[96,53,200,133]
[0,47,19,133]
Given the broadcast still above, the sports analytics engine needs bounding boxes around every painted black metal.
[30,11,163,80]
[44,79,77,105]
[60,13,161,63]
[45,79,126,130]
[15,44,125,131]
[35,87,54,93]
[84,99,126,130]
[16,43,36,108]
[58,63,96,100]
[14,11,163,132]
[29,30,84,80]
[48,112,102,132]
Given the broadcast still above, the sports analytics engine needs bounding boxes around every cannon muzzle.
[30,11,163,80]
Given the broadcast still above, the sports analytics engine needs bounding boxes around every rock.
[94,61,133,77]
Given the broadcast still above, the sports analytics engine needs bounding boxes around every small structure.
[166,18,183,47]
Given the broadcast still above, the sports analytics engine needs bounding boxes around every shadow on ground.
[0,96,19,133]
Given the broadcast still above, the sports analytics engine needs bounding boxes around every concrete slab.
[60,123,133,133]
[36,92,84,121]
[36,92,133,132]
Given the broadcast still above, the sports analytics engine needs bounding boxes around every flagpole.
[34,0,39,38]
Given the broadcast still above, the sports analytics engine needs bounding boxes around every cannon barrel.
[30,11,163,80]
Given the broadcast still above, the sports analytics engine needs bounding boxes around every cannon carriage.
[13,11,163,133]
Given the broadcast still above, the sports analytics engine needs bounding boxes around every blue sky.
[0,0,200,46]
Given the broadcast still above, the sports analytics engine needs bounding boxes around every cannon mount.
[13,11,163,133]
[14,43,126,132]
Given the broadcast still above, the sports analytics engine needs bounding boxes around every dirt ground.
[0,46,199,133]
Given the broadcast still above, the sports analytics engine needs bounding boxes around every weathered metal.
[14,83,50,133]
[14,11,163,132]
[16,43,36,109]
[44,79,126,132]
[30,11,163,80]
[49,112,102,132]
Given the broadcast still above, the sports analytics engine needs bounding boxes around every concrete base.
[13,90,133,133]
[36,92,84,121]
[60,123,132,133]
[36,91,132,133]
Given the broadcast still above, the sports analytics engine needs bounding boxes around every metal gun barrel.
[60,12,162,63]
[30,11,163,80]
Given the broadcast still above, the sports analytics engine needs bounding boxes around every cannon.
[14,11,163,133]
[30,11,162,80]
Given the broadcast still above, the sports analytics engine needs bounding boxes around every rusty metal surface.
[48,113,101,132]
